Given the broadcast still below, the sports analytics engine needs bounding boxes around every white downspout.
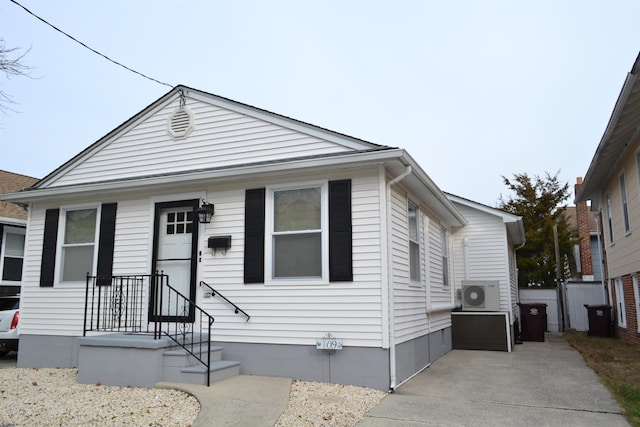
[593,212,608,304]
[463,237,469,281]
[386,165,412,392]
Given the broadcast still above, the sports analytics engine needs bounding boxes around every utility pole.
[553,224,565,332]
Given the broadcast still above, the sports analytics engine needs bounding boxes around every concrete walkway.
[157,375,292,427]
[358,334,629,426]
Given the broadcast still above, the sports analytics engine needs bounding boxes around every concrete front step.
[163,345,224,367]
[162,345,241,385]
[179,360,240,385]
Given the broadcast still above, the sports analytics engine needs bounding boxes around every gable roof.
[1,85,466,227]
[34,85,387,189]
[576,52,640,208]
[445,192,525,246]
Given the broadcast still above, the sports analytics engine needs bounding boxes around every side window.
[408,200,420,282]
[60,208,98,282]
[614,278,626,328]
[1,227,26,282]
[606,192,614,245]
[619,171,630,235]
[269,185,324,280]
[441,226,449,287]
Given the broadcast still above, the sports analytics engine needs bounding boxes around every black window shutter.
[96,203,117,286]
[244,188,265,284]
[0,224,3,260]
[329,179,353,282]
[40,209,60,287]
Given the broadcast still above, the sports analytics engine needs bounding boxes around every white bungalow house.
[445,194,525,350]
[2,85,473,390]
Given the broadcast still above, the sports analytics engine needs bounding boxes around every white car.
[0,295,19,356]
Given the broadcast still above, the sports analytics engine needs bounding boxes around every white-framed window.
[266,183,327,282]
[58,207,99,282]
[606,192,614,245]
[619,171,630,235]
[636,150,640,198]
[408,199,420,283]
[441,226,449,287]
[0,226,26,282]
[614,277,626,328]
[633,275,640,333]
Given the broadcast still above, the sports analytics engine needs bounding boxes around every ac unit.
[461,281,501,311]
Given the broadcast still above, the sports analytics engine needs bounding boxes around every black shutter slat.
[244,188,265,284]
[96,203,117,286]
[40,209,60,287]
[329,179,353,282]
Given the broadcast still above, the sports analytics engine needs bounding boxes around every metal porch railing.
[84,273,215,386]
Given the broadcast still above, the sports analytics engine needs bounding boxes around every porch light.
[195,202,214,224]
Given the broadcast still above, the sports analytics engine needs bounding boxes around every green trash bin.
[584,305,613,337]
[517,303,547,342]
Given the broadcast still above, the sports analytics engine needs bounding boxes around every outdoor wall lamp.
[195,201,214,224]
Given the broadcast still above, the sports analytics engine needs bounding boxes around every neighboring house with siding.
[0,170,38,297]
[446,193,525,344]
[576,52,640,346]
[1,85,472,390]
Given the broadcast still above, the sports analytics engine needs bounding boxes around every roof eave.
[576,52,640,203]
[1,148,404,203]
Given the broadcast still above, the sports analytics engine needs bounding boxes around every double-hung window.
[614,278,626,328]
[1,227,26,282]
[60,208,98,282]
[269,185,325,280]
[620,171,630,235]
[606,192,614,245]
[441,226,449,287]
[408,200,420,282]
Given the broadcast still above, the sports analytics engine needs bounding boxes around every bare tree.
[0,38,31,114]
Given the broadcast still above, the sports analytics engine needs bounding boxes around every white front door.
[152,200,198,320]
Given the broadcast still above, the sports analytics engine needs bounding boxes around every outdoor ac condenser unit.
[461,280,501,311]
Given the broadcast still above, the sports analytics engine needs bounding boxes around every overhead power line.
[8,0,173,88]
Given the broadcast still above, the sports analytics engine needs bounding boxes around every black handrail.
[199,281,250,321]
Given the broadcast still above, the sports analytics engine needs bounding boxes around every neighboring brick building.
[0,170,38,296]
[576,52,640,346]
[567,178,603,282]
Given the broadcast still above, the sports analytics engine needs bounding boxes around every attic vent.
[168,107,194,139]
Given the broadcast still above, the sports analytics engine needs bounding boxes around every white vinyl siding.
[449,201,514,315]
[197,170,386,347]
[600,149,640,278]
[48,99,352,188]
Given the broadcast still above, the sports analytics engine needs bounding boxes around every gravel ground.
[0,368,199,427]
[275,380,387,427]
[0,368,386,427]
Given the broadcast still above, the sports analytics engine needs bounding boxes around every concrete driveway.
[359,334,629,426]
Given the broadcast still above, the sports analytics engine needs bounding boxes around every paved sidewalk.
[358,334,629,426]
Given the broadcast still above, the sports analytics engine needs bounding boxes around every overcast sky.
[1,0,638,206]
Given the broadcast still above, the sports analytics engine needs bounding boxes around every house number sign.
[316,333,343,350]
